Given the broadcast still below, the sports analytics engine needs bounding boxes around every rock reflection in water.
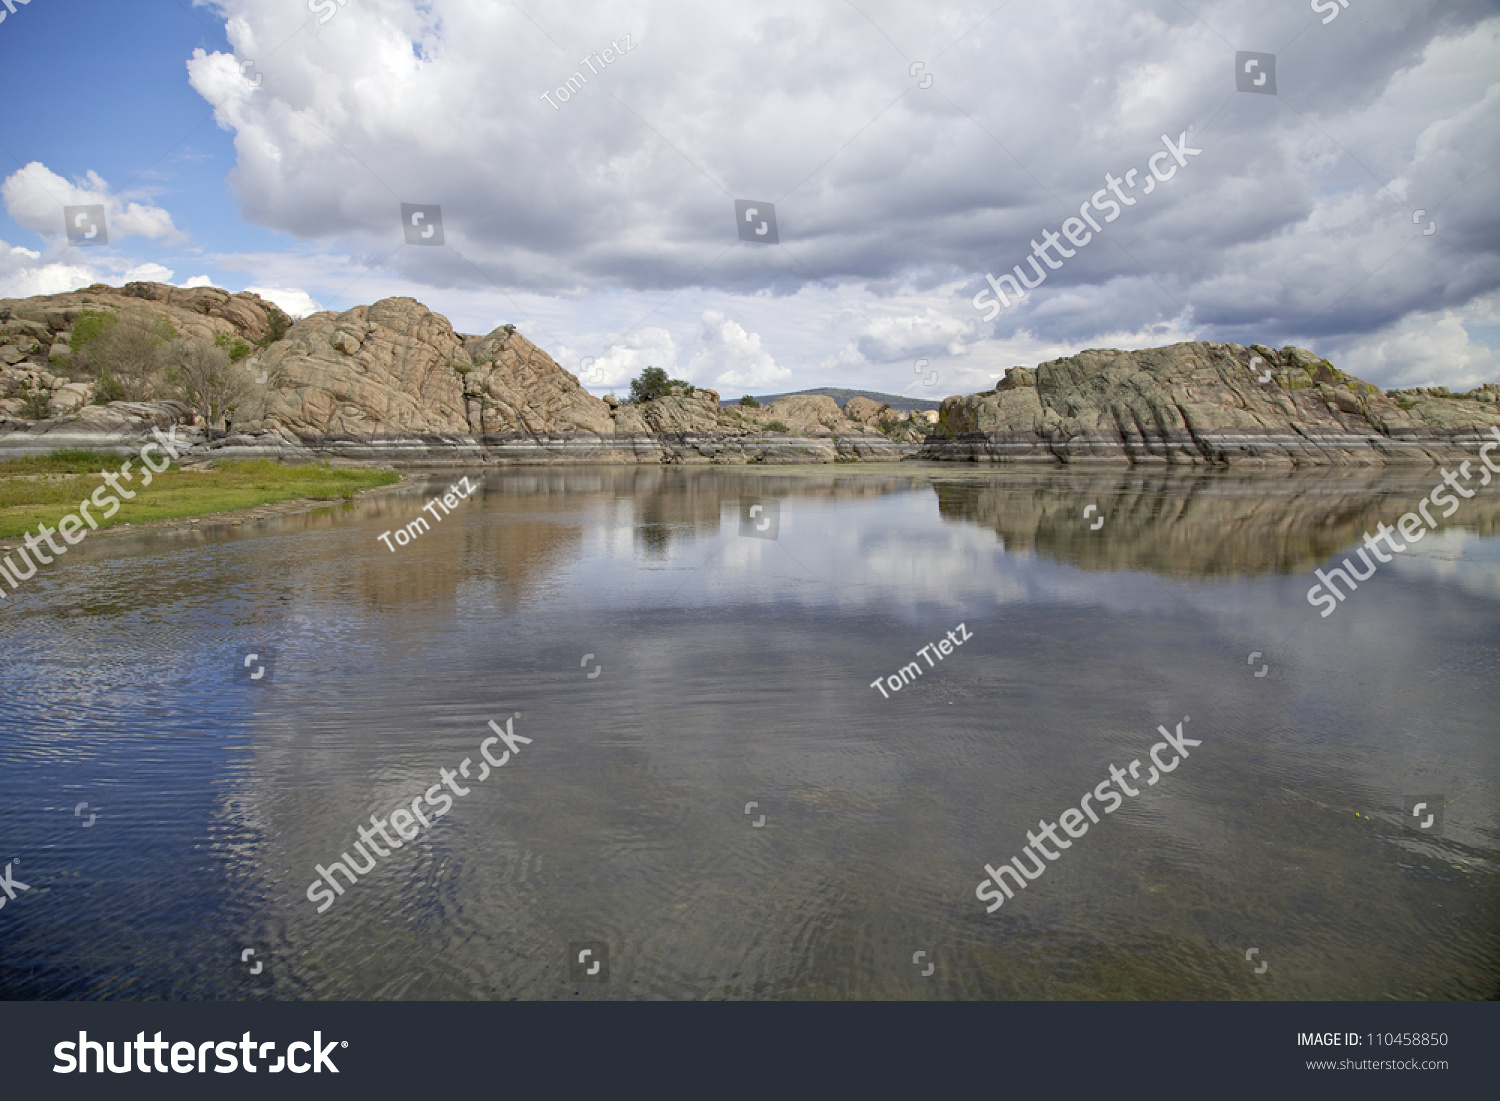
[932,469,1500,578]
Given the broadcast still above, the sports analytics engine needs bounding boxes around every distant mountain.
[719,387,938,412]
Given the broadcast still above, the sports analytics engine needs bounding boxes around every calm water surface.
[1,465,1496,999]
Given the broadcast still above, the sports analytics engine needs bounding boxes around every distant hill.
[719,387,938,412]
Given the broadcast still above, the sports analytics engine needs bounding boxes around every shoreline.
[0,469,410,554]
[4,421,1495,469]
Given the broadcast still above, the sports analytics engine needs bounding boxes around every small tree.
[629,366,672,404]
[628,365,696,404]
[167,336,249,433]
[738,394,760,408]
[71,311,174,402]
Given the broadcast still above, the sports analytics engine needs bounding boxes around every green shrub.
[766,420,791,433]
[93,372,127,404]
[258,308,292,347]
[214,331,253,362]
[738,394,760,408]
[69,310,117,352]
[21,386,52,420]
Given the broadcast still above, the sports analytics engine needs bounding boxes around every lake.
[1,464,1496,999]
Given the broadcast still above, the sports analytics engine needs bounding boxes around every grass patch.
[0,457,398,539]
[0,448,124,476]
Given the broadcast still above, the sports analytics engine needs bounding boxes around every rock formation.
[922,342,1500,466]
[1,285,921,464]
[3,284,1496,467]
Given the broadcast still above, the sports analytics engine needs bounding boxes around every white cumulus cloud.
[119,263,175,284]
[243,285,322,319]
[689,311,790,391]
[0,239,98,299]
[0,162,182,243]
[855,309,979,363]
[558,326,677,390]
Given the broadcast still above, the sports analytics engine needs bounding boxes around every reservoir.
[1,465,1495,999]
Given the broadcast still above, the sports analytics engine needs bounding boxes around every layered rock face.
[1,282,288,423]
[235,299,913,462]
[0,286,912,464]
[922,342,1500,466]
[5,286,1496,467]
[240,299,614,440]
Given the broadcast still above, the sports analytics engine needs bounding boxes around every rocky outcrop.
[1,282,290,422]
[921,342,1500,466]
[221,301,908,464]
[0,288,914,464]
[1,281,286,350]
[5,286,1495,467]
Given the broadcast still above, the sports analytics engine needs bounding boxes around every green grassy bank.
[0,450,399,540]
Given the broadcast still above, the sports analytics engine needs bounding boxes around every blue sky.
[2,0,1497,398]
[0,0,276,270]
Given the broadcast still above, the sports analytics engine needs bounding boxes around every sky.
[1,0,1497,400]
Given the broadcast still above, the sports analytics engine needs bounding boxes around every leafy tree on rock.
[628,365,696,404]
